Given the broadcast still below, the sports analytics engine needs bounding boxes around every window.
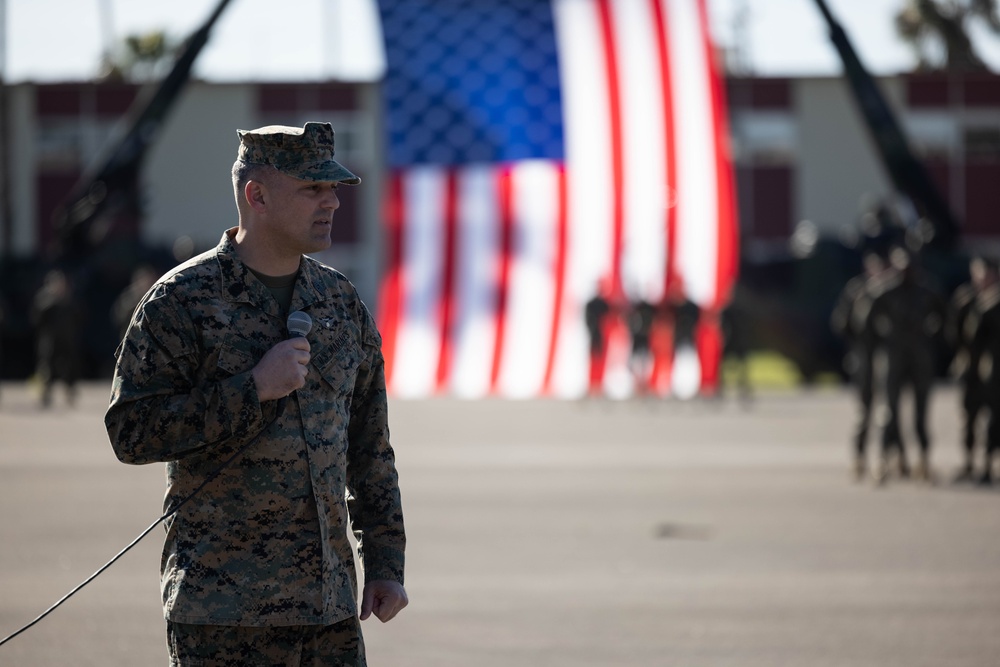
[965,127,1000,158]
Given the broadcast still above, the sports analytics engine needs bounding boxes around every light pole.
[96,0,116,76]
[0,0,12,261]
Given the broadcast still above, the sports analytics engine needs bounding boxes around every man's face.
[259,170,341,257]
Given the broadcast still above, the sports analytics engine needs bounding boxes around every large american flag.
[376,0,738,399]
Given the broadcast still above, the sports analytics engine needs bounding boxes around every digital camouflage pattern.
[106,230,404,627]
[237,122,361,185]
[167,617,365,666]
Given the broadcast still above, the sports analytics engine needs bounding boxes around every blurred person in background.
[31,269,83,408]
[947,256,999,483]
[111,264,160,342]
[627,296,656,395]
[665,282,702,400]
[720,285,753,405]
[831,252,889,481]
[965,258,1000,485]
[585,280,613,397]
[666,284,701,358]
[866,248,947,484]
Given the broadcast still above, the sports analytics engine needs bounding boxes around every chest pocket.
[215,337,265,377]
[311,328,363,396]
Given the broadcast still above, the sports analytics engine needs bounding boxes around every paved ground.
[0,381,998,666]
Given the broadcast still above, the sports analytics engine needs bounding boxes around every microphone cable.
[0,425,268,648]
[0,310,312,648]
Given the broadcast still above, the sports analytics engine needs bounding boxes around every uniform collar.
[290,256,329,314]
[215,228,331,316]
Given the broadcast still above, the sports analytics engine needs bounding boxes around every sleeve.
[345,302,406,586]
[105,291,272,465]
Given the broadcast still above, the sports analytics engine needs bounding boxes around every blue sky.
[4,0,1000,82]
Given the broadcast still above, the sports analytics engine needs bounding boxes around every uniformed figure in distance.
[947,256,999,482]
[830,252,887,481]
[865,248,946,484]
[966,260,1000,485]
[105,122,407,666]
[584,282,613,396]
[32,269,84,408]
[627,297,656,395]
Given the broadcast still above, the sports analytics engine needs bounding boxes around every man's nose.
[322,190,340,211]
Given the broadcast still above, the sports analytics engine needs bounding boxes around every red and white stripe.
[379,0,738,399]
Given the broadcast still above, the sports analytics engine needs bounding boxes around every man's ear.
[244,180,268,213]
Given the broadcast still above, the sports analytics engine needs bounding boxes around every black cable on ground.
[0,427,267,648]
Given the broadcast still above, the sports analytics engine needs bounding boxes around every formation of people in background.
[833,249,999,486]
[584,279,723,401]
[6,237,998,494]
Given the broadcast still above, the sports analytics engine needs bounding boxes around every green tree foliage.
[895,0,1000,71]
[99,30,178,82]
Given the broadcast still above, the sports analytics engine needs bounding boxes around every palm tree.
[895,0,1000,71]
[99,30,178,82]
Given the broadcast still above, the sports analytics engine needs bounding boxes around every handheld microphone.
[283,311,312,404]
[287,310,312,338]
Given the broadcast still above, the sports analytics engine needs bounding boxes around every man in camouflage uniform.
[947,256,999,482]
[866,248,947,484]
[830,253,886,480]
[106,122,406,666]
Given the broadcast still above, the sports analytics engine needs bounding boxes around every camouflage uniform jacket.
[106,230,405,627]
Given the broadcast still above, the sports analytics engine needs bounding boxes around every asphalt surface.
[0,381,998,666]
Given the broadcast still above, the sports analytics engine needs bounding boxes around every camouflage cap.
[236,122,360,185]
